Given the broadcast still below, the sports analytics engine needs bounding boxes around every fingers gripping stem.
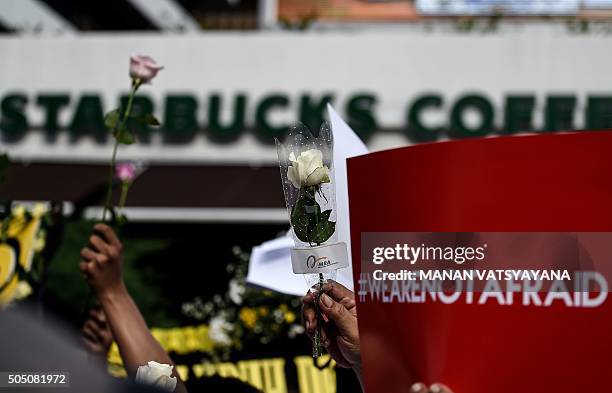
[313,273,324,358]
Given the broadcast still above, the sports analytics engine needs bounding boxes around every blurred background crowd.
[1,1,611,392]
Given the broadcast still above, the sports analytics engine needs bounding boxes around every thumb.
[430,383,454,393]
[410,383,428,393]
[319,292,355,334]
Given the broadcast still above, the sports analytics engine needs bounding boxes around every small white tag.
[291,242,349,274]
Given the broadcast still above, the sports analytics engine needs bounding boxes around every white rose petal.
[208,315,233,346]
[287,165,301,189]
[13,281,32,300]
[228,279,245,305]
[135,361,177,392]
[288,324,305,338]
[32,203,48,217]
[297,149,321,181]
[305,166,330,186]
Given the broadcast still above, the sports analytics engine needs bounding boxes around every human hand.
[82,307,114,357]
[302,280,360,369]
[79,223,125,297]
[411,382,454,393]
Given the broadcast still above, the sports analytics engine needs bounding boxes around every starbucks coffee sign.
[2,91,611,142]
[1,31,611,163]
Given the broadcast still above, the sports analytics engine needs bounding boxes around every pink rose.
[116,162,136,182]
[129,55,163,84]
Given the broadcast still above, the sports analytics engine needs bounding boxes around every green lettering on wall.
[346,94,377,140]
[36,94,70,134]
[299,94,333,134]
[586,96,612,130]
[208,94,247,138]
[544,95,576,132]
[255,94,290,139]
[450,94,494,138]
[504,95,535,134]
[163,95,198,142]
[406,94,444,142]
[0,93,28,139]
[69,94,106,142]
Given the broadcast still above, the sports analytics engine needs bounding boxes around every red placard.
[347,132,612,393]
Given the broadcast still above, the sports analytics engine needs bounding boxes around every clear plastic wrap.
[276,122,347,357]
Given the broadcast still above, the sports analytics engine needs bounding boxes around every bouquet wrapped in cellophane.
[276,122,348,358]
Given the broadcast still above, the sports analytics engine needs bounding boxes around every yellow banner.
[108,324,337,393]
[0,212,42,306]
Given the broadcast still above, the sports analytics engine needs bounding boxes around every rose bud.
[129,55,163,84]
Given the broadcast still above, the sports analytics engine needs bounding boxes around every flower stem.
[101,140,119,222]
[123,79,140,120]
[313,272,324,358]
[100,80,140,222]
[118,182,130,209]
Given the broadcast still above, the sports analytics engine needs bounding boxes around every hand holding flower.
[79,223,125,298]
[78,223,187,393]
[302,281,360,369]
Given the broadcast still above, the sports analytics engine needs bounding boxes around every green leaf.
[133,114,161,126]
[113,125,135,145]
[118,131,135,144]
[292,215,310,242]
[290,195,312,243]
[116,213,128,228]
[290,189,323,243]
[309,220,336,245]
[116,130,135,145]
[104,109,120,130]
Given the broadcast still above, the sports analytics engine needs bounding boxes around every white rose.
[288,324,305,339]
[32,203,48,217]
[228,279,245,305]
[13,281,32,300]
[135,361,177,392]
[208,315,233,346]
[286,149,331,188]
[11,205,25,220]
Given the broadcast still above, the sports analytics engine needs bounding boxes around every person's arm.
[79,223,188,393]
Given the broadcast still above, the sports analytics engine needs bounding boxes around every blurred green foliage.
[45,219,176,327]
